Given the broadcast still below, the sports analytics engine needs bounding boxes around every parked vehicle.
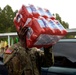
[41,39,76,75]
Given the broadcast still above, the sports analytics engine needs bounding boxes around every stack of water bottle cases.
[14,4,67,48]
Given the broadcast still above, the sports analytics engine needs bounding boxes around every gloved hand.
[17,26,29,42]
[43,45,53,54]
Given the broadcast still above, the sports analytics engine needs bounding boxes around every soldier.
[3,26,54,75]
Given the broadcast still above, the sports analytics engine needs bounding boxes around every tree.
[0,5,16,33]
[0,7,5,33]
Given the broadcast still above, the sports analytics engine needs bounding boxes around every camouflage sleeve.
[4,54,22,75]
[36,46,54,67]
[42,46,54,67]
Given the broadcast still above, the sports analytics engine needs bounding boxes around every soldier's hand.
[44,45,53,54]
[18,26,28,41]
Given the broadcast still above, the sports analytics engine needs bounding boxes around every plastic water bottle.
[37,7,48,19]
[44,9,55,20]
[13,13,23,31]
[19,5,33,23]
[54,20,67,35]
[39,17,55,34]
[29,4,40,18]
[47,19,62,35]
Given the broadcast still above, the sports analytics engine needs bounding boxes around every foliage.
[0,5,17,33]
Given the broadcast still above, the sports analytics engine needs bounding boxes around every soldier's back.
[4,42,40,75]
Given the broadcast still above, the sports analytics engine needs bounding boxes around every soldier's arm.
[42,46,54,67]
[36,46,54,67]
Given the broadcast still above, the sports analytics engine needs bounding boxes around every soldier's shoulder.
[4,42,22,54]
[4,47,14,54]
[3,42,21,64]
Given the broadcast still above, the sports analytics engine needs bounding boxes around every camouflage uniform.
[3,42,54,75]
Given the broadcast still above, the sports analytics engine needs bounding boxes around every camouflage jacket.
[3,42,54,75]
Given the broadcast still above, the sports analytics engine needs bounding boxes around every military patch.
[5,49,13,54]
